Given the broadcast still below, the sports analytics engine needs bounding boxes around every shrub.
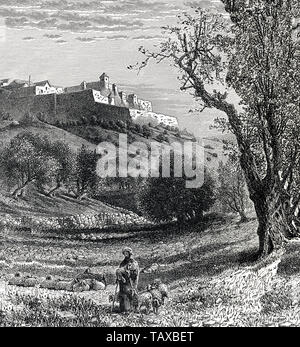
[138,165,216,227]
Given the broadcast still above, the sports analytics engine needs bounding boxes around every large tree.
[46,141,76,197]
[136,0,300,256]
[138,171,216,229]
[0,132,59,198]
[69,145,98,200]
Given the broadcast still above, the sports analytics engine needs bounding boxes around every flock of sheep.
[8,269,107,293]
[109,279,169,314]
[8,270,169,315]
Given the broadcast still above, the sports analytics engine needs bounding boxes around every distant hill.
[0,120,96,152]
[203,132,236,144]
[0,118,229,217]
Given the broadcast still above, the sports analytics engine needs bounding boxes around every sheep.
[146,279,169,314]
[40,275,58,290]
[77,268,107,288]
[90,279,106,291]
[22,276,40,288]
[132,285,153,314]
[140,263,159,274]
[72,279,90,292]
[55,279,75,291]
[8,273,39,287]
[148,288,164,314]
[108,292,120,312]
[152,279,169,304]
[8,272,23,286]
[76,277,103,292]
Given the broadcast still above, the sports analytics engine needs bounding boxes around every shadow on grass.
[237,247,260,264]
[136,240,259,288]
[278,243,300,276]
[137,251,242,289]
[136,237,253,267]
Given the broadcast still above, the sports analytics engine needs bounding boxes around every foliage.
[156,133,169,143]
[3,293,110,327]
[41,141,76,196]
[134,1,300,255]
[0,132,60,198]
[138,168,216,227]
[141,124,152,138]
[69,145,98,200]
[0,132,99,201]
[217,145,252,222]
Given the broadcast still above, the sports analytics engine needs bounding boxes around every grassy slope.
[1,215,300,327]
[0,121,96,151]
[0,214,258,283]
[2,215,300,326]
[0,189,121,217]
[62,123,226,171]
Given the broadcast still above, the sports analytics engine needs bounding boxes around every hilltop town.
[0,74,179,128]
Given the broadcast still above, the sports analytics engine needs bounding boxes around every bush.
[156,133,169,143]
[138,166,216,227]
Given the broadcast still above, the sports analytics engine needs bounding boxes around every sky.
[0,0,226,138]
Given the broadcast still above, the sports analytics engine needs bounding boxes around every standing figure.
[116,247,139,313]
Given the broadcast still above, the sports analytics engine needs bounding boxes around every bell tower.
[100,73,109,90]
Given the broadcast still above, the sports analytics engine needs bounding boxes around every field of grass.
[1,214,300,327]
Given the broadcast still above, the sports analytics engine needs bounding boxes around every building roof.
[4,79,29,89]
[34,80,52,87]
[64,85,83,93]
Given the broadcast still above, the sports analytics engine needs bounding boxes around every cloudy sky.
[0,0,226,137]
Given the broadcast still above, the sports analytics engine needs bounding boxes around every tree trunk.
[12,180,31,199]
[47,183,61,197]
[77,192,88,201]
[253,190,288,258]
[238,210,248,223]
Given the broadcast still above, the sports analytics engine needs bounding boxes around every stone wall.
[0,89,131,123]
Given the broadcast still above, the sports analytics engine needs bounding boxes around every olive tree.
[0,132,59,198]
[69,145,98,200]
[138,169,216,229]
[135,0,300,256]
[46,141,76,197]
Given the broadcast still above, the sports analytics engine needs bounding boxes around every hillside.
[0,120,124,217]
[0,118,227,217]
[0,187,122,218]
[0,121,96,151]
